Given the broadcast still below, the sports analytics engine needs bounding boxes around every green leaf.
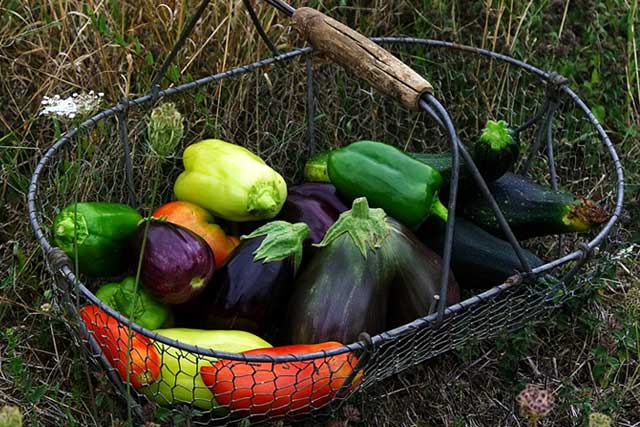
[29,384,47,403]
[167,64,180,83]
[145,51,154,66]
[592,105,606,123]
[243,221,310,275]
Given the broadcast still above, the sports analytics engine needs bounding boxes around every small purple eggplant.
[277,183,348,252]
[132,220,214,304]
[177,221,309,338]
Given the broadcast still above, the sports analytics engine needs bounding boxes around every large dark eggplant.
[286,198,460,345]
[418,216,543,289]
[179,221,308,336]
[386,218,460,329]
[276,183,348,252]
[132,220,214,304]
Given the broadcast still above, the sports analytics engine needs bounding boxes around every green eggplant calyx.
[314,197,390,259]
[480,120,512,151]
[247,181,282,216]
[431,198,449,222]
[54,211,89,251]
[562,199,610,230]
[243,221,310,274]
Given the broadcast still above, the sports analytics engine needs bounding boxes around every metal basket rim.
[27,37,624,363]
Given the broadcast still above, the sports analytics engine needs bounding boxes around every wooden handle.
[292,7,432,111]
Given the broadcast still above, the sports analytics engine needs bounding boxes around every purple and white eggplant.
[132,219,214,304]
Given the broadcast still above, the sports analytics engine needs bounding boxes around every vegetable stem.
[431,198,449,222]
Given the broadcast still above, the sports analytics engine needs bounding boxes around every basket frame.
[27,3,624,418]
[28,37,625,361]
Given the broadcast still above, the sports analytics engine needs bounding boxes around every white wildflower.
[40,91,103,121]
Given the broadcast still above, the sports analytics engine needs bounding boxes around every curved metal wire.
[263,0,295,16]
[420,94,460,322]
[243,0,281,56]
[28,38,624,366]
[150,0,211,96]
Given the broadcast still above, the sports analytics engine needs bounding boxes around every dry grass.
[1,0,639,426]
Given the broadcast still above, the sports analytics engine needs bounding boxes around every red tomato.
[200,342,361,417]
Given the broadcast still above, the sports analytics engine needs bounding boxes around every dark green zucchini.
[471,119,520,181]
[460,173,610,240]
[417,216,543,289]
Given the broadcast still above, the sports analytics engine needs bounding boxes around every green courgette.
[418,216,543,288]
[460,173,610,240]
[471,119,520,181]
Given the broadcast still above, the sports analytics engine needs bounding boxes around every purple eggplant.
[177,221,309,337]
[132,220,214,304]
[277,183,348,252]
[386,218,460,329]
[285,198,460,345]
[288,183,349,213]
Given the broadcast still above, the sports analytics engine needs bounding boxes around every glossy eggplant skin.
[276,184,347,251]
[418,216,543,289]
[386,219,460,329]
[132,220,214,304]
[285,199,460,344]
[288,183,349,213]
[286,233,393,344]
[189,236,294,336]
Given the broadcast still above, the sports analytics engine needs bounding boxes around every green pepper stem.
[431,198,449,222]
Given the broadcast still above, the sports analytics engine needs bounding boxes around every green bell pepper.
[95,276,171,330]
[53,202,142,276]
[328,140,448,229]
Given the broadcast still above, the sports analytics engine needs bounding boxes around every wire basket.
[28,1,624,425]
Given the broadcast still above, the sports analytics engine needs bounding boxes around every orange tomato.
[79,305,160,389]
[200,342,361,417]
[152,201,236,267]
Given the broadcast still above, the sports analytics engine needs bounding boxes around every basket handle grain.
[292,7,433,111]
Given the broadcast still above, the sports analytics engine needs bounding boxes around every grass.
[1,0,639,426]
